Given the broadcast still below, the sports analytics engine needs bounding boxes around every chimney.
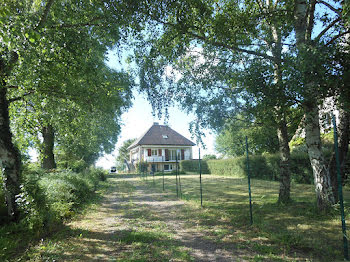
[153,122,159,125]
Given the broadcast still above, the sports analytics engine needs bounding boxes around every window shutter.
[181,149,185,160]
[158,149,162,156]
[148,149,151,156]
[165,149,169,161]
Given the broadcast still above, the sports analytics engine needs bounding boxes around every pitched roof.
[128,123,195,149]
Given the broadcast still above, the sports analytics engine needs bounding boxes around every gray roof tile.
[128,123,195,149]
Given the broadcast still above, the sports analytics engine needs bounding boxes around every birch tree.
[125,0,296,203]
[292,0,348,210]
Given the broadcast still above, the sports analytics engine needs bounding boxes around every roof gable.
[128,123,195,149]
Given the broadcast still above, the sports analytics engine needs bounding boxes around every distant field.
[143,172,350,261]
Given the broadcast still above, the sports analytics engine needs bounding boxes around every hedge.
[0,166,107,228]
[180,159,210,173]
[180,152,313,184]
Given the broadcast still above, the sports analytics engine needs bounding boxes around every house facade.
[127,122,195,172]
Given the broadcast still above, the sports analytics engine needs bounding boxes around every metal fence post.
[199,148,203,207]
[152,159,155,185]
[245,136,253,226]
[332,114,349,260]
[177,154,182,198]
[175,155,179,197]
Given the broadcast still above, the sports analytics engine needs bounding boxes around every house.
[127,122,195,172]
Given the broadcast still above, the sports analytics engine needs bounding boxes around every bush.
[180,159,210,173]
[207,155,277,180]
[180,153,313,184]
[136,161,148,173]
[13,166,107,232]
[203,154,217,160]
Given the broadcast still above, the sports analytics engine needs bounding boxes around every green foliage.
[116,138,136,171]
[202,154,217,160]
[290,131,334,154]
[136,161,148,173]
[3,0,134,167]
[181,152,313,184]
[0,165,107,260]
[215,118,280,157]
[7,166,106,232]
[56,157,88,173]
[180,160,209,174]
[289,137,307,153]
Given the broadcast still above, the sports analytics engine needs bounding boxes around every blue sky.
[95,50,217,169]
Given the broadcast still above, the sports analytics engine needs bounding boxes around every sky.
[95,51,217,170]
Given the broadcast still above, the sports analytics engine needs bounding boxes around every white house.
[127,122,195,172]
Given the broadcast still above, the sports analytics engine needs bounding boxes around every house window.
[162,135,168,139]
[151,149,157,156]
[170,150,177,160]
[164,164,173,171]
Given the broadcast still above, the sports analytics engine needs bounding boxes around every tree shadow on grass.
[21,224,195,261]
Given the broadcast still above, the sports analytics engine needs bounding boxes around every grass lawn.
[145,172,350,261]
[5,172,349,261]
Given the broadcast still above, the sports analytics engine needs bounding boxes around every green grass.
[18,173,194,262]
[9,172,350,261]
[0,171,110,261]
[141,172,350,261]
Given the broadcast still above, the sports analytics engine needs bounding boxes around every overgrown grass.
[141,172,350,261]
[19,173,194,262]
[10,172,350,261]
[0,166,108,261]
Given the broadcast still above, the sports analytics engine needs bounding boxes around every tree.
[291,0,349,210]
[116,138,136,171]
[123,0,297,203]
[203,154,217,160]
[215,118,279,157]
[10,46,133,169]
[121,0,349,209]
[0,0,134,220]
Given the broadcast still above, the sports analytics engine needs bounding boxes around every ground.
[21,173,335,261]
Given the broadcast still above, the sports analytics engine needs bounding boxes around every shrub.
[136,161,148,173]
[180,159,210,173]
[13,166,107,232]
[206,155,277,180]
[203,154,217,160]
[180,152,313,184]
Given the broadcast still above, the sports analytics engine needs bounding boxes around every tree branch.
[8,91,35,103]
[36,0,55,30]
[306,0,317,41]
[188,31,276,61]
[326,30,350,45]
[50,17,105,29]
[148,13,275,62]
[317,0,342,15]
[314,17,342,42]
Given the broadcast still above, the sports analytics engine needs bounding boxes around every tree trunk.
[294,0,336,211]
[0,83,21,222]
[269,20,292,204]
[305,102,335,210]
[41,124,56,169]
[277,119,291,203]
[330,0,350,202]
[329,108,350,202]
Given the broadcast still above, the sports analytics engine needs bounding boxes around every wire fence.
[135,115,349,260]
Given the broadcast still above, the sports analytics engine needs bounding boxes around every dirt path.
[28,174,256,261]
